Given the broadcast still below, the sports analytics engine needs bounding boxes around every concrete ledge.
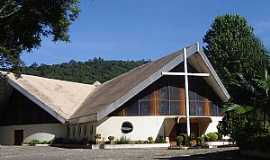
[35,144,49,147]
[22,144,49,147]
[51,144,92,149]
[241,150,270,159]
[206,141,233,148]
[168,146,189,150]
[93,143,170,149]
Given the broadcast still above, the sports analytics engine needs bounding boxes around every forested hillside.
[22,58,148,84]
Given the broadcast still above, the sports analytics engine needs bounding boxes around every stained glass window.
[127,101,139,116]
[190,101,196,116]
[139,100,151,115]
[211,103,219,116]
[170,101,179,115]
[169,86,179,100]
[160,101,169,115]
[160,86,169,100]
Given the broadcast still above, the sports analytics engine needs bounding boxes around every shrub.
[205,132,219,141]
[108,136,115,144]
[176,136,184,146]
[108,136,115,141]
[148,137,154,144]
[155,136,166,143]
[215,132,223,140]
[80,138,89,145]
[51,138,89,145]
[108,136,114,142]
[179,134,191,146]
[52,138,62,144]
[197,136,205,146]
[134,140,144,144]
[116,136,130,144]
[253,135,270,152]
[41,141,50,144]
[28,139,40,146]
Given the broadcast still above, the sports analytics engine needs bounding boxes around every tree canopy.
[21,58,148,84]
[203,14,269,105]
[205,15,270,150]
[0,0,80,72]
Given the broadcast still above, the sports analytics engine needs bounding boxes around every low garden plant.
[115,136,130,144]
[147,137,154,144]
[205,132,219,142]
[176,136,184,146]
[155,136,166,143]
[108,136,115,144]
[28,140,51,146]
[197,136,205,146]
[28,140,41,146]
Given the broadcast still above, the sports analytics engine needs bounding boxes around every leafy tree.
[0,0,80,72]
[0,0,21,19]
[205,15,270,149]
[21,58,148,84]
[203,14,268,105]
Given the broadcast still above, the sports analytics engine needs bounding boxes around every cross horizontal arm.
[161,72,210,77]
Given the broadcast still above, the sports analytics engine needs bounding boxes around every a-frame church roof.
[0,43,230,124]
[69,43,230,123]
[0,73,97,123]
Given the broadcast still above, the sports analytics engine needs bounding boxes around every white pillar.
[184,48,191,136]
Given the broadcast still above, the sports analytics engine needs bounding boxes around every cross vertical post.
[183,48,191,136]
[161,43,209,138]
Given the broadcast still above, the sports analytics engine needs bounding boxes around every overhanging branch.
[0,0,21,19]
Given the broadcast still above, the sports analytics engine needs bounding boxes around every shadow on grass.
[155,150,262,160]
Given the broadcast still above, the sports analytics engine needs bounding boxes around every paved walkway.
[0,146,258,160]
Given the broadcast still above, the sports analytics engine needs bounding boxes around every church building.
[0,43,230,145]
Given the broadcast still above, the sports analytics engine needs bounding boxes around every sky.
[21,0,270,65]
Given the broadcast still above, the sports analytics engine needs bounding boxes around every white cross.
[161,44,209,136]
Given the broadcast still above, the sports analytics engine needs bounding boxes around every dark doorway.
[14,130,24,145]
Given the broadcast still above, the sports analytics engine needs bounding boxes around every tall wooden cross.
[161,44,209,136]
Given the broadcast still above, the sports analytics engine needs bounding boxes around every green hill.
[22,58,148,84]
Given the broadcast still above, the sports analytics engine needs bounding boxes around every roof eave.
[7,78,67,124]
[71,43,231,122]
[68,113,97,124]
[96,44,198,121]
[197,50,231,102]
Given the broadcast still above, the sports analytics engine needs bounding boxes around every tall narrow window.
[139,100,151,115]
[211,103,219,116]
[196,101,203,116]
[190,101,197,116]
[189,90,205,116]
[189,91,197,116]
[138,92,151,115]
[159,86,169,115]
[72,126,76,138]
[84,125,87,137]
[78,126,82,137]
[127,101,139,116]
[169,86,180,115]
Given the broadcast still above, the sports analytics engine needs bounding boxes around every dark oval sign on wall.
[121,121,133,134]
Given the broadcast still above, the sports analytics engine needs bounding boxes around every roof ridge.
[15,73,95,86]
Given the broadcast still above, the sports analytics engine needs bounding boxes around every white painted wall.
[0,116,222,145]
[97,116,166,141]
[205,116,222,134]
[97,116,223,141]
[0,123,66,145]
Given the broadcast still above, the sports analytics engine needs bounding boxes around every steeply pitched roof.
[69,43,230,123]
[2,73,97,123]
[0,43,230,124]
